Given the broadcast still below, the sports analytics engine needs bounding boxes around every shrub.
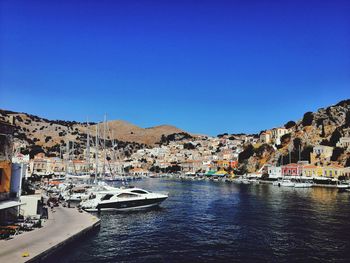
[329,128,342,147]
[284,121,296,129]
[280,133,291,145]
[301,145,313,162]
[184,143,196,150]
[330,147,344,161]
[293,138,302,150]
[238,144,254,162]
[302,112,314,126]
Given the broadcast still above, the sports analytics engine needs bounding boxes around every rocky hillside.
[0,109,187,157]
[99,120,184,145]
[238,99,350,173]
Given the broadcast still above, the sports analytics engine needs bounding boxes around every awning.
[215,171,228,176]
[205,170,216,176]
[0,200,22,210]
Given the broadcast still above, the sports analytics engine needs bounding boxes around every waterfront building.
[302,165,323,177]
[281,163,302,176]
[343,167,350,178]
[48,157,65,174]
[215,160,238,170]
[266,165,282,178]
[323,165,344,178]
[129,167,149,176]
[29,153,49,176]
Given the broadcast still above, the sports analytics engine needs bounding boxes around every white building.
[271,127,289,144]
[337,137,350,150]
[267,165,282,178]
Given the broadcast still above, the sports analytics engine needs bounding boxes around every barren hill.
[90,120,184,145]
[0,109,187,157]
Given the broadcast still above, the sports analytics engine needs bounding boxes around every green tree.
[284,121,296,129]
[302,112,314,126]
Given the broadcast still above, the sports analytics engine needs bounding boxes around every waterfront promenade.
[0,207,100,263]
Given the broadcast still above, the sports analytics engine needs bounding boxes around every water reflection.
[62,179,350,263]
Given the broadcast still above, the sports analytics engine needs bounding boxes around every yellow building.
[323,165,344,178]
[302,165,323,177]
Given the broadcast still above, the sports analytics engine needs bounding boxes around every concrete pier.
[0,207,100,262]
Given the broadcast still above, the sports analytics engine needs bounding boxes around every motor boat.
[80,187,168,212]
[278,179,295,187]
[336,182,349,191]
[294,182,313,188]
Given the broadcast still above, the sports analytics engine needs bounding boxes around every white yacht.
[80,187,168,212]
[294,182,313,188]
[277,179,295,187]
[336,182,349,190]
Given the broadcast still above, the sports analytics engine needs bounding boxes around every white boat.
[336,183,349,190]
[80,187,168,212]
[272,181,280,186]
[294,182,313,188]
[278,180,295,187]
[241,179,250,184]
[249,179,260,184]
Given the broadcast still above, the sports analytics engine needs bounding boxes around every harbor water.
[59,178,350,262]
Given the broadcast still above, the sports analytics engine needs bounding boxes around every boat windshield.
[130,190,148,194]
[117,193,138,198]
[101,194,114,201]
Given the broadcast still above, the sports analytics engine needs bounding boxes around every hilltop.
[98,120,184,145]
[0,109,188,157]
[238,99,350,173]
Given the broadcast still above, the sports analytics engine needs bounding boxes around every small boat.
[294,182,313,188]
[336,183,349,191]
[80,187,168,212]
[241,179,250,184]
[249,179,260,185]
[278,180,295,187]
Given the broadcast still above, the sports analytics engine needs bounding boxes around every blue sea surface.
[59,179,350,262]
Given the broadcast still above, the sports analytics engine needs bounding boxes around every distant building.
[259,131,272,144]
[29,153,49,175]
[271,127,289,145]
[310,145,334,164]
[313,145,334,158]
[336,137,350,150]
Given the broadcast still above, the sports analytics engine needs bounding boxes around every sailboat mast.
[86,118,90,173]
[103,114,107,176]
[66,140,70,175]
[95,124,99,182]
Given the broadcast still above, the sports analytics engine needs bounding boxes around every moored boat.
[80,187,168,211]
[294,182,313,188]
[278,179,295,187]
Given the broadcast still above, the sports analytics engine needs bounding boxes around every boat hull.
[85,197,168,212]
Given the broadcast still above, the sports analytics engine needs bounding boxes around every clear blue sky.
[0,0,349,135]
